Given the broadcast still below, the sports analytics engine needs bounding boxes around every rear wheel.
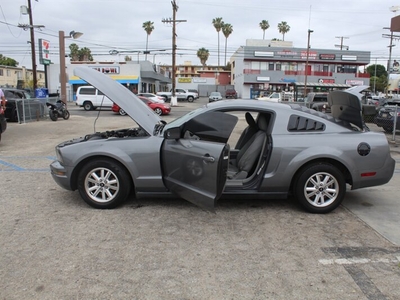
[187,96,194,102]
[83,101,94,111]
[77,159,131,209]
[294,163,346,213]
[49,110,58,121]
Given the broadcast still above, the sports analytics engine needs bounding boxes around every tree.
[69,44,93,61]
[366,64,387,78]
[124,55,132,62]
[0,54,18,67]
[212,17,224,69]
[222,23,233,67]
[197,47,210,68]
[259,20,270,40]
[142,21,155,61]
[277,21,290,41]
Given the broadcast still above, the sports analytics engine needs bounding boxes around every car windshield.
[163,106,206,131]
[210,92,220,96]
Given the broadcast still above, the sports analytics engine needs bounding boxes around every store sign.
[38,39,51,65]
[178,78,192,83]
[342,55,357,61]
[345,79,364,86]
[90,66,120,74]
[257,77,270,82]
[300,51,317,60]
[319,54,336,60]
[277,50,298,56]
[318,79,335,83]
[254,51,274,57]
[193,78,207,83]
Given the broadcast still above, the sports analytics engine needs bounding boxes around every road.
[0,98,400,299]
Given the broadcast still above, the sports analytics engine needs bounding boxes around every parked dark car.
[225,89,237,99]
[3,88,33,122]
[375,101,400,133]
[49,67,395,214]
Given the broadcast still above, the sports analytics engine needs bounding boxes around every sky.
[1,0,400,71]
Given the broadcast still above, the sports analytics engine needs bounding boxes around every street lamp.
[59,30,83,105]
[304,29,313,97]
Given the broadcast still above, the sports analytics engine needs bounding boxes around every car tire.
[49,110,58,121]
[83,101,94,111]
[154,108,163,115]
[383,127,393,133]
[77,159,131,209]
[119,108,127,116]
[294,163,346,213]
[187,96,194,102]
[62,110,70,120]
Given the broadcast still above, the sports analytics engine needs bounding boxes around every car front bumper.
[50,160,74,191]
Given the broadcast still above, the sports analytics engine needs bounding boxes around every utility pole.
[162,0,186,106]
[18,1,44,92]
[383,28,400,94]
[335,36,349,50]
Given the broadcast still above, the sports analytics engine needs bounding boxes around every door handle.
[202,154,215,163]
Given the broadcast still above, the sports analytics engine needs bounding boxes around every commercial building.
[230,39,371,99]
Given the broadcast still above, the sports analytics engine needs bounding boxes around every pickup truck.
[156,89,198,102]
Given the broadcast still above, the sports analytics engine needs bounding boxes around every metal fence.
[14,97,59,123]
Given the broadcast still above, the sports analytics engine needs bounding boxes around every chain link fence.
[13,97,60,123]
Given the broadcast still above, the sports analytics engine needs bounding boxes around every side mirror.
[164,127,181,139]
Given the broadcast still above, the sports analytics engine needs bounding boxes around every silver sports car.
[50,67,395,213]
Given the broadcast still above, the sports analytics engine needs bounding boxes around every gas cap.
[357,143,371,156]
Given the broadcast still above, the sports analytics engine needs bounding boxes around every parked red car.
[112,96,171,116]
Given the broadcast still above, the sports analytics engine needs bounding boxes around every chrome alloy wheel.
[303,172,339,208]
[85,167,120,203]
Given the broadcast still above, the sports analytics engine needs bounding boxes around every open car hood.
[73,67,161,135]
[328,85,369,129]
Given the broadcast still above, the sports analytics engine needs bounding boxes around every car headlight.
[55,147,64,164]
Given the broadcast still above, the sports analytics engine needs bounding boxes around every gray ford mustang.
[50,67,395,213]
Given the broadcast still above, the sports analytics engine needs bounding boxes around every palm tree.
[197,47,210,68]
[142,21,155,61]
[277,21,290,41]
[212,17,224,69]
[259,20,270,40]
[222,23,233,67]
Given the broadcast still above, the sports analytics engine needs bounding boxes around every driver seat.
[228,114,269,180]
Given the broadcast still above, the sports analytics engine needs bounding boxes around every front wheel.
[154,107,163,115]
[62,109,70,120]
[49,110,58,121]
[187,96,194,102]
[294,163,346,213]
[77,159,131,209]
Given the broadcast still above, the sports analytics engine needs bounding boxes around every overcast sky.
[1,0,399,70]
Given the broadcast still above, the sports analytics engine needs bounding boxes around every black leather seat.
[228,114,269,179]
[235,112,258,149]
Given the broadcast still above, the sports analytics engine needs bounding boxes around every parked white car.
[76,86,113,110]
[137,93,165,103]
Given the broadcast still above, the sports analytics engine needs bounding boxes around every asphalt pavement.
[1,99,400,299]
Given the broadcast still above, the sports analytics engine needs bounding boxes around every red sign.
[319,79,335,84]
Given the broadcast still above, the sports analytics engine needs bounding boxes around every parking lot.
[1,99,400,299]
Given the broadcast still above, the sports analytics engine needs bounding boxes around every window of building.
[323,65,329,72]
[0,69,3,76]
[260,62,267,70]
[276,63,281,71]
[6,70,11,76]
[268,63,274,70]
[251,61,260,70]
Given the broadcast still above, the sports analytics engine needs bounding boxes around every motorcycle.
[46,100,70,121]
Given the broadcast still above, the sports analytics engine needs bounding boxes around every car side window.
[80,88,96,95]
